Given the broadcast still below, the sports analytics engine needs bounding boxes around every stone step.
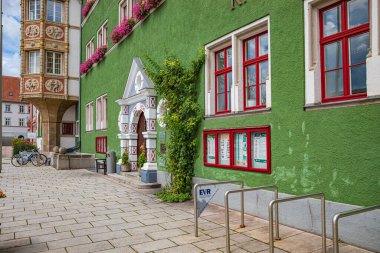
[107,172,161,189]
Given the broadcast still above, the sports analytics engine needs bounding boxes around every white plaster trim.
[142,131,157,139]
[142,162,157,171]
[304,0,380,106]
[116,89,157,106]
[204,16,271,116]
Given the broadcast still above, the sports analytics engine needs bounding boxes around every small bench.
[95,158,107,175]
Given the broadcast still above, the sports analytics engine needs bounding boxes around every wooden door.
[137,113,146,158]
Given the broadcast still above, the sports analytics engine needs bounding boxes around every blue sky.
[2,1,21,77]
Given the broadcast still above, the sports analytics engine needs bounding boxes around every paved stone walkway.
[0,160,374,253]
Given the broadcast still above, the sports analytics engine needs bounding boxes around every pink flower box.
[82,0,95,17]
[92,45,107,63]
[80,58,94,75]
[110,18,136,44]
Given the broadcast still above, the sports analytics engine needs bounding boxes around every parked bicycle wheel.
[11,154,23,167]
[31,154,47,166]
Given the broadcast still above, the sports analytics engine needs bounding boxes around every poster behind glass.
[234,133,247,167]
[252,132,267,169]
[207,134,216,164]
[218,133,230,165]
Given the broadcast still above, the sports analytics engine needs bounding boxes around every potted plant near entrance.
[121,150,131,172]
[137,145,147,177]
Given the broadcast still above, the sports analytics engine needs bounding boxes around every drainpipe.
[0,0,3,173]
[78,0,82,151]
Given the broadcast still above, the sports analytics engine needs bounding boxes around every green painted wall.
[80,0,380,206]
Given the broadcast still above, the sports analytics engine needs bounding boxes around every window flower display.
[110,18,136,44]
[91,45,107,64]
[82,0,95,17]
[80,58,94,75]
[132,0,161,21]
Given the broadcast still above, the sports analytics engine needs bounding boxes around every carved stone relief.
[25,79,39,92]
[25,25,40,38]
[46,26,64,40]
[45,79,64,92]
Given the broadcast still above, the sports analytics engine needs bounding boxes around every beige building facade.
[20,0,81,151]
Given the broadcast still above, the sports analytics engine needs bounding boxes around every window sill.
[205,108,271,120]
[204,164,271,174]
[304,96,380,111]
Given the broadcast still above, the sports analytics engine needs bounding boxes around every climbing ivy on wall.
[145,50,205,201]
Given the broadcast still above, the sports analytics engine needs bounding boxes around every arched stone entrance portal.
[117,58,158,183]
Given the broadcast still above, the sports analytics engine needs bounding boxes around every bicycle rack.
[194,180,244,237]
[224,185,280,253]
[332,204,380,253]
[268,192,327,253]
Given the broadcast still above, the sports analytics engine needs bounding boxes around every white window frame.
[29,0,41,20]
[96,95,107,130]
[86,38,95,60]
[85,102,94,131]
[97,21,108,48]
[4,104,11,113]
[19,105,25,114]
[28,51,40,74]
[46,51,62,75]
[304,0,380,106]
[119,0,132,23]
[204,16,271,116]
[46,0,63,23]
[19,118,25,127]
[5,118,11,126]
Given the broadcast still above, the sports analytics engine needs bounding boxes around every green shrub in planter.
[12,139,37,155]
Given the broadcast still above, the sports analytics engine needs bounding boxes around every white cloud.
[2,0,21,77]
[3,52,20,77]
[3,15,21,53]
[3,1,21,19]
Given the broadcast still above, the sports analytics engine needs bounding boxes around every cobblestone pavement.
[0,160,374,253]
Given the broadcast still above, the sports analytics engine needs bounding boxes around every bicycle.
[11,150,48,167]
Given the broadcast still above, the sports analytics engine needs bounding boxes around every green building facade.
[80,0,380,250]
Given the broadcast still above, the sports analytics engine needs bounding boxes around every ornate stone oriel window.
[28,51,40,74]
[46,51,62,75]
[28,0,41,20]
[46,0,63,23]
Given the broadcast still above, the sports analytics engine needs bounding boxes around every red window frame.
[96,136,107,154]
[243,31,268,110]
[203,126,271,174]
[215,46,232,114]
[319,0,369,103]
[62,122,74,136]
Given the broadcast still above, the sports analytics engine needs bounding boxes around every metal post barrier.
[333,204,380,253]
[194,180,244,237]
[225,185,280,253]
[268,192,326,253]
